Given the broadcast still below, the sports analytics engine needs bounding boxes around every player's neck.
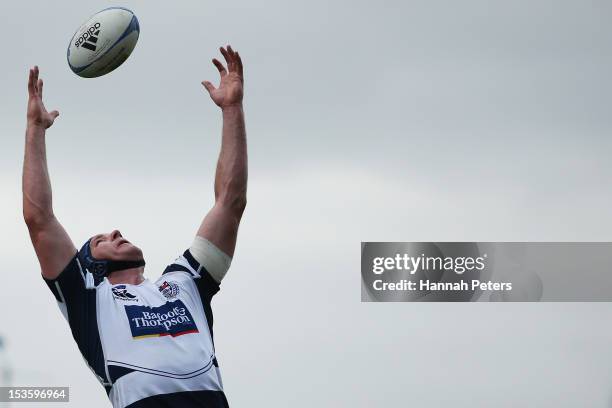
[107,267,145,285]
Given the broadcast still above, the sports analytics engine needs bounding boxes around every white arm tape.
[190,236,232,283]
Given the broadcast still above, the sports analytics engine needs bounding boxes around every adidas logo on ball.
[75,22,101,51]
[68,7,140,77]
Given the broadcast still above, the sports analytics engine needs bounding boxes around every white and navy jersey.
[44,249,229,408]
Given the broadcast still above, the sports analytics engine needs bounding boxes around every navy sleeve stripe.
[195,267,220,298]
[193,267,220,342]
[45,278,63,302]
[183,250,201,272]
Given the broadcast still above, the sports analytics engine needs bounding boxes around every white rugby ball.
[67,7,140,78]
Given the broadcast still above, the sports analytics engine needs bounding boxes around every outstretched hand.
[202,45,244,109]
[27,66,59,129]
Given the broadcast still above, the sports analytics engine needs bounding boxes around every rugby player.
[22,46,246,407]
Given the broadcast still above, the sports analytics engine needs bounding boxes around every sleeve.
[43,255,110,387]
[43,254,98,320]
[163,237,231,299]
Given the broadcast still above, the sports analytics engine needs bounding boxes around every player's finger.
[227,45,238,71]
[27,69,35,95]
[201,81,216,94]
[220,47,233,71]
[212,58,227,76]
[38,79,44,97]
[235,52,243,79]
[33,66,40,94]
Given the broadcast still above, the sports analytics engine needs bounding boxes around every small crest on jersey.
[159,281,180,299]
[112,285,138,302]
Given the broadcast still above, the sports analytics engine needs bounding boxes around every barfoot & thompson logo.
[124,300,199,339]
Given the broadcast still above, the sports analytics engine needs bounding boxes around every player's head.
[77,229,145,278]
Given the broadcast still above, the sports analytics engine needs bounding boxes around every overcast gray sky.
[1,0,612,407]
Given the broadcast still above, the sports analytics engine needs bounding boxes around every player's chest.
[100,282,204,340]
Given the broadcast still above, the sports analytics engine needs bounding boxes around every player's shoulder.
[162,249,202,277]
[154,271,199,296]
[154,271,191,285]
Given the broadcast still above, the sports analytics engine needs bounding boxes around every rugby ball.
[67,7,140,78]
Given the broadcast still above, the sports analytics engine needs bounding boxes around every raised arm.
[23,66,76,279]
[197,46,247,258]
